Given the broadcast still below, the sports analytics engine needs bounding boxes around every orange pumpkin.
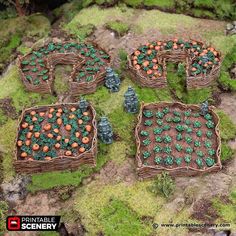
[64,138,69,143]
[17,140,23,147]
[32,144,39,151]
[47,133,53,138]
[69,114,75,119]
[152,58,158,63]
[29,125,34,131]
[78,119,83,125]
[83,112,89,116]
[134,50,140,56]
[26,132,33,139]
[43,146,49,152]
[56,112,61,117]
[79,147,85,153]
[21,152,27,158]
[39,112,45,117]
[49,108,54,113]
[75,132,80,138]
[135,65,141,70]
[25,140,31,146]
[48,114,53,119]
[34,132,40,138]
[71,107,76,112]
[22,122,28,129]
[65,124,72,131]
[142,61,149,67]
[32,117,38,122]
[85,125,92,132]
[65,150,72,156]
[147,50,152,55]
[45,156,52,161]
[43,124,51,131]
[56,135,62,141]
[147,69,153,75]
[55,143,61,149]
[30,111,36,116]
[82,137,89,144]
[57,108,63,113]
[57,118,62,125]
[53,128,59,133]
[71,142,78,148]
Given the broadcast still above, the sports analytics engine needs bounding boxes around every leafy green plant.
[153,127,163,135]
[156,119,163,126]
[175,143,182,152]
[193,121,202,128]
[164,156,174,165]
[143,110,153,118]
[155,136,162,143]
[204,140,212,148]
[205,157,215,167]
[153,145,162,153]
[163,124,170,131]
[206,130,213,138]
[184,155,191,164]
[208,149,216,156]
[163,146,172,154]
[176,124,184,132]
[155,156,162,164]
[142,138,151,146]
[185,136,192,144]
[175,157,182,165]
[194,140,201,147]
[156,111,164,119]
[148,172,175,198]
[196,150,204,158]
[163,135,172,143]
[143,151,151,159]
[140,130,149,137]
[176,133,182,141]
[144,120,153,126]
[206,120,215,129]
[196,130,202,137]
[185,147,193,154]
[196,158,203,168]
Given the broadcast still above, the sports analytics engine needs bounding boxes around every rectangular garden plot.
[135,102,222,179]
[14,103,97,174]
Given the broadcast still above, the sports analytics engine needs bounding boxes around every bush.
[118,48,128,71]
[76,23,96,40]
[143,0,175,9]
[221,142,235,162]
[148,172,175,198]
[106,20,129,37]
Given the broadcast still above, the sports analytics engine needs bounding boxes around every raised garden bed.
[128,39,221,89]
[14,103,97,174]
[135,102,222,179]
[18,40,110,95]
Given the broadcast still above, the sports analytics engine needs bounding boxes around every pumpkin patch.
[16,103,96,162]
[128,39,221,89]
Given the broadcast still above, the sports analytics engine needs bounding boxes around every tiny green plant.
[148,172,175,198]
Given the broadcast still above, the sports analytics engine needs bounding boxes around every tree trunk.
[15,0,25,16]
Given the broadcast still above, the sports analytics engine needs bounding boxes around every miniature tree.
[105,67,121,92]
[98,117,113,144]
[124,86,139,113]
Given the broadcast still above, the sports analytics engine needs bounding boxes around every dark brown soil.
[137,103,220,170]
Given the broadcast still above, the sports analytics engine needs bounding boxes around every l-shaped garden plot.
[14,102,97,174]
[135,102,222,179]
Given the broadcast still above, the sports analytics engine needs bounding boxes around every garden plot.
[14,103,97,173]
[18,40,110,94]
[135,102,221,179]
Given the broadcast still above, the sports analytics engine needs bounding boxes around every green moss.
[106,20,129,37]
[212,189,236,230]
[0,201,8,235]
[99,198,152,236]
[27,142,109,193]
[218,44,236,91]
[0,119,17,181]
[53,65,71,94]
[74,181,163,235]
[217,110,236,141]
[122,0,143,7]
[0,66,56,112]
[183,88,212,104]
[192,8,216,18]
[194,0,215,9]
[0,109,8,126]
[143,0,175,9]
[76,23,95,40]
[221,142,235,162]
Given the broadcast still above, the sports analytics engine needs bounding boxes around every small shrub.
[106,20,129,37]
[148,172,175,198]
[221,142,235,162]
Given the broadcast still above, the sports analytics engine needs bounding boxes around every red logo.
[7,216,21,230]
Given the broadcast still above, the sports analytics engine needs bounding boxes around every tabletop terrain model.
[135,102,222,179]
[128,38,221,89]
[18,40,110,95]
[14,101,97,173]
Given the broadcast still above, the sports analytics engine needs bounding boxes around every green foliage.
[28,142,109,192]
[106,20,129,37]
[221,142,235,162]
[122,0,143,7]
[194,0,215,8]
[99,198,151,236]
[148,172,175,198]
[118,48,128,71]
[192,8,216,19]
[0,201,8,235]
[218,45,236,91]
[0,109,8,126]
[217,110,236,141]
[212,188,236,226]
[76,23,95,40]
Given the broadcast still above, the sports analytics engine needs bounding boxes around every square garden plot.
[135,102,222,179]
[14,103,97,174]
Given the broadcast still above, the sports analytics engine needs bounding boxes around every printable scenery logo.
[6,216,61,231]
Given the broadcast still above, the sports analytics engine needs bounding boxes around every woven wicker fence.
[17,40,111,95]
[128,39,221,90]
[135,102,222,179]
[14,103,97,174]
